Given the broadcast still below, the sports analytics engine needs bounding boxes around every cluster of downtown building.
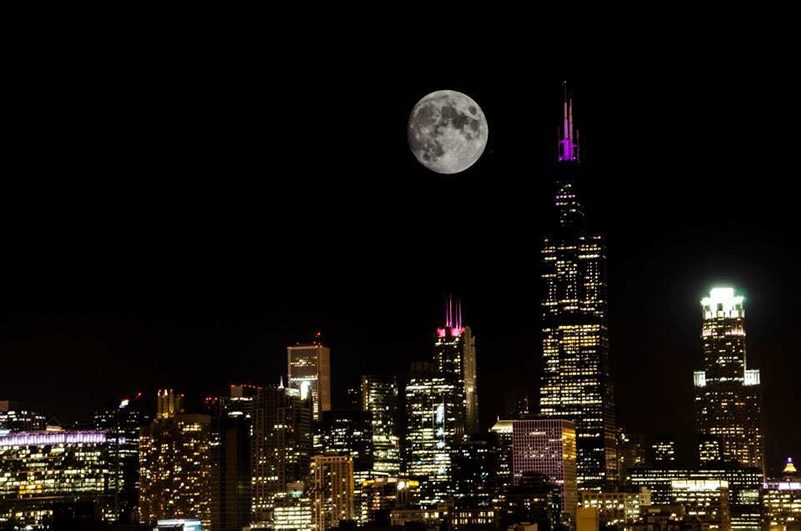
[1,88,799,531]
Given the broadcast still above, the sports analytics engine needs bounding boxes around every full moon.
[408,90,488,174]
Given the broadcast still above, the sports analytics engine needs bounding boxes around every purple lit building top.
[0,430,108,447]
[558,81,580,163]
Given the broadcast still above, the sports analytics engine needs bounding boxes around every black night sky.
[2,30,799,476]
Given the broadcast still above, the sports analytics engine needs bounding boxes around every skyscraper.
[251,384,313,527]
[139,391,212,528]
[538,83,617,489]
[694,287,764,473]
[403,361,461,506]
[511,418,578,524]
[311,454,355,530]
[92,394,150,523]
[433,296,479,434]
[359,375,401,476]
[320,409,374,523]
[450,433,499,510]
[287,337,331,421]
[206,387,254,531]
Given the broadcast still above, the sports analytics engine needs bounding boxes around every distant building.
[579,489,650,526]
[287,339,331,421]
[489,420,514,506]
[273,482,313,530]
[628,464,762,529]
[92,394,150,523]
[501,472,562,531]
[361,477,419,526]
[403,361,461,506]
[694,287,764,473]
[390,503,451,527]
[251,384,312,527]
[320,410,373,523]
[650,437,676,464]
[0,400,46,432]
[511,418,577,524]
[358,375,401,476]
[0,430,116,528]
[433,296,479,434]
[450,433,499,510]
[763,457,801,531]
[617,430,646,480]
[206,386,254,531]
[311,453,354,531]
[139,390,212,528]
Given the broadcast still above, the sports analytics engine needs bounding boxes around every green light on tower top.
[701,287,745,319]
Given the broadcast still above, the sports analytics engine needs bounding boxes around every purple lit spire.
[558,81,580,163]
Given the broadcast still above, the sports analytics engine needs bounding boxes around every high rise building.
[311,453,355,530]
[287,337,331,421]
[433,296,479,434]
[0,401,46,432]
[403,361,461,506]
[450,433,499,510]
[511,418,578,524]
[694,287,764,473]
[489,420,514,508]
[320,409,374,523]
[0,430,117,528]
[538,83,617,489]
[92,394,150,523]
[139,391,212,528]
[251,384,313,527]
[359,375,401,476]
[206,386,254,531]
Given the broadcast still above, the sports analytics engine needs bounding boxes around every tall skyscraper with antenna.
[538,83,617,489]
[433,296,479,434]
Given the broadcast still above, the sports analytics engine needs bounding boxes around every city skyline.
[2,65,799,480]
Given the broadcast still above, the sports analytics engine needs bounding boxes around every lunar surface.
[408,90,488,174]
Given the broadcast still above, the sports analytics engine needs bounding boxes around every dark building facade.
[450,433,499,510]
[92,394,150,524]
[538,84,617,489]
[207,385,255,531]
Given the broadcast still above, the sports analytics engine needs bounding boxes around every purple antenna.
[558,81,580,163]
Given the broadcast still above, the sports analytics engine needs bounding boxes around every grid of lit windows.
[510,419,577,522]
[404,364,461,507]
[540,177,617,489]
[311,454,354,530]
[0,430,116,528]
